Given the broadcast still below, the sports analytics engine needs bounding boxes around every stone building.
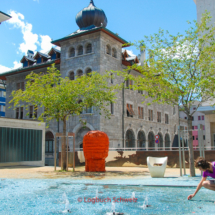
[0,0,179,165]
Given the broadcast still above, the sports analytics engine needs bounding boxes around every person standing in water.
[188,157,215,200]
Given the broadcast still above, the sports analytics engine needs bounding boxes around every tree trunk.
[62,117,67,170]
[188,115,195,176]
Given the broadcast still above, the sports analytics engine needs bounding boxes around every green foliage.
[114,12,215,117]
[10,64,118,125]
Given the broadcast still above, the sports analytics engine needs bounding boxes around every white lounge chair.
[147,156,168,178]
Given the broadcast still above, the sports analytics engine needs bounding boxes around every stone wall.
[59,150,215,168]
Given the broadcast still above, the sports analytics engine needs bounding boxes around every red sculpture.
[83,130,109,172]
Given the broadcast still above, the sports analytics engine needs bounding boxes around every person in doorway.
[188,157,215,200]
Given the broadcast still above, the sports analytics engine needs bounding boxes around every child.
[187,157,215,200]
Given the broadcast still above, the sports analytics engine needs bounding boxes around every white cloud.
[33,0,39,3]
[8,11,39,54]
[40,35,52,53]
[0,11,55,74]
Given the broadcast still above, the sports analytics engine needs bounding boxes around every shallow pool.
[0,179,215,215]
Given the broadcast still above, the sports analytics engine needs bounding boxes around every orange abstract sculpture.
[83,130,109,172]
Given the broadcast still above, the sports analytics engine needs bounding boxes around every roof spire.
[90,0,95,6]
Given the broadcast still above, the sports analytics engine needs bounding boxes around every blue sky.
[0,0,197,73]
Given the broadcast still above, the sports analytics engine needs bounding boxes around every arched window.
[45,131,54,154]
[125,129,135,148]
[148,131,155,150]
[112,48,117,58]
[69,71,74,80]
[86,44,92,54]
[78,46,83,55]
[137,131,146,149]
[69,47,75,57]
[106,45,111,55]
[165,133,171,150]
[86,68,92,76]
[77,69,83,77]
[158,132,163,150]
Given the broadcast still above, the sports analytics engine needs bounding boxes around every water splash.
[112,201,115,213]
[140,196,149,209]
[62,193,70,213]
[131,192,135,198]
[95,188,98,198]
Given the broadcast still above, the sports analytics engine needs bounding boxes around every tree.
[112,13,215,176]
[10,64,118,170]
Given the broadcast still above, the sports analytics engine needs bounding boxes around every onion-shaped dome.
[76,0,108,30]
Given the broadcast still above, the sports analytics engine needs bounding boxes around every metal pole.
[178,126,182,176]
[73,136,75,172]
[67,135,69,171]
[182,130,186,175]
[54,136,57,171]
[198,124,202,157]
[122,83,125,148]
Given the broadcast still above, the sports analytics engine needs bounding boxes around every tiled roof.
[28,50,34,54]
[0,59,58,78]
[52,27,128,47]
[20,56,36,63]
[34,51,50,59]
[126,56,136,61]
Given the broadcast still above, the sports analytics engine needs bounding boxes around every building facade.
[193,0,215,150]
[0,0,179,165]
[0,84,6,117]
[179,102,206,149]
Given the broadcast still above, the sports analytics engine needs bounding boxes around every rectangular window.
[185,127,187,130]
[203,135,205,140]
[138,90,143,94]
[127,104,134,117]
[125,80,133,90]
[17,83,20,90]
[111,73,113,84]
[194,126,198,129]
[17,82,25,91]
[34,105,37,118]
[193,136,195,140]
[111,103,114,115]
[29,106,33,118]
[192,116,194,121]
[148,109,153,121]
[2,106,5,112]
[202,116,204,120]
[196,136,198,140]
[184,117,187,119]
[192,126,194,130]
[138,107,144,119]
[157,112,161,123]
[20,107,23,119]
[203,125,205,130]
[198,116,201,120]
[173,106,176,115]
[174,124,176,134]
[165,114,169,124]
[86,106,93,114]
[16,107,19,119]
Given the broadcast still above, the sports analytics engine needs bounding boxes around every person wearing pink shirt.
[188,157,215,200]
